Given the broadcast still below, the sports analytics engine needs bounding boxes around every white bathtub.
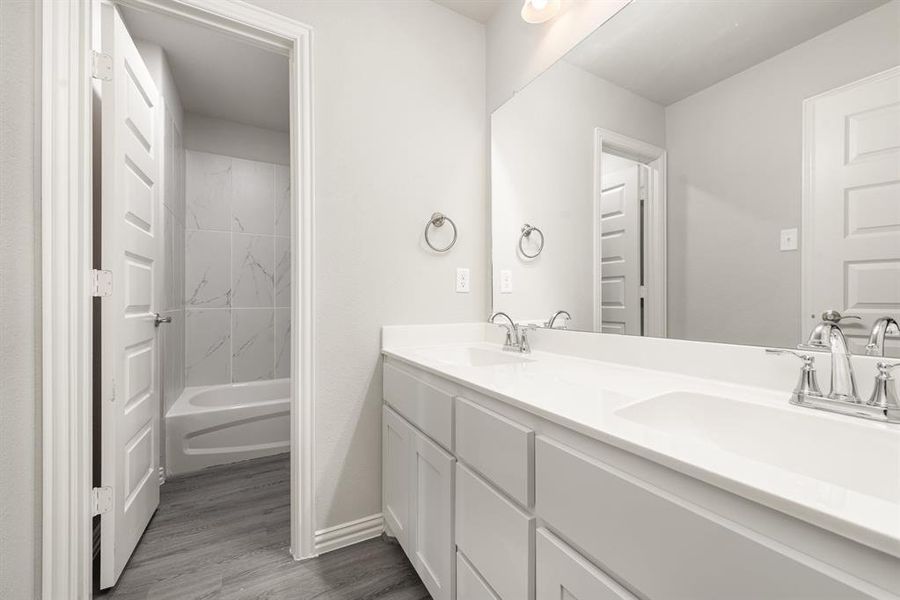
[165,379,290,476]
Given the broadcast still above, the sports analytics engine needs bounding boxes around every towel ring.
[519,224,544,259]
[425,212,457,253]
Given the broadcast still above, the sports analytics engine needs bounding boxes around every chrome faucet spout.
[799,310,860,402]
[866,317,899,357]
[546,310,571,329]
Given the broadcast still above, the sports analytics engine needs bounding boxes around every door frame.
[593,127,667,337]
[40,1,316,597]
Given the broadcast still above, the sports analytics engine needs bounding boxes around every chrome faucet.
[489,312,517,351]
[799,310,860,402]
[865,317,899,357]
[546,310,571,329]
[767,309,900,423]
[488,312,534,354]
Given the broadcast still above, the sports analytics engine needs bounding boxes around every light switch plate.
[780,228,798,251]
[500,270,513,294]
[456,268,470,293]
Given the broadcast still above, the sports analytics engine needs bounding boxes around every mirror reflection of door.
[803,66,900,356]
[599,154,643,335]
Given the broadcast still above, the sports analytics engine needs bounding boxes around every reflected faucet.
[546,310,571,329]
[865,317,899,357]
[799,310,860,401]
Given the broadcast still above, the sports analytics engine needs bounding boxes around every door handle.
[154,313,172,327]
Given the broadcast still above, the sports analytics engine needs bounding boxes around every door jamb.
[593,127,667,337]
[40,1,316,597]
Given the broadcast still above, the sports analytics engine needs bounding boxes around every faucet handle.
[821,310,861,323]
[766,348,816,364]
[867,363,900,421]
[766,349,822,398]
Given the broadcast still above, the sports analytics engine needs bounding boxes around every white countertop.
[382,339,900,559]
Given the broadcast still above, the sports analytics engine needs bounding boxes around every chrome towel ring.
[519,223,544,259]
[425,212,458,253]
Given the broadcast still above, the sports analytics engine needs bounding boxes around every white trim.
[41,0,94,597]
[41,1,316,596]
[593,128,667,337]
[800,65,900,343]
[314,514,385,555]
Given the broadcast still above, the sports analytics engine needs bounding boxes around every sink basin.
[417,346,534,368]
[616,392,899,503]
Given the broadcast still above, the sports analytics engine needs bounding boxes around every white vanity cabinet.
[382,356,897,600]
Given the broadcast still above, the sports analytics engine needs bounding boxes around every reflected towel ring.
[519,223,544,258]
[425,212,457,253]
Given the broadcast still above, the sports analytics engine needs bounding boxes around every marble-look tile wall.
[160,105,186,475]
[161,107,185,415]
[184,150,291,385]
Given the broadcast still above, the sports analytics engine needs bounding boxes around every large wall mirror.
[491,0,900,357]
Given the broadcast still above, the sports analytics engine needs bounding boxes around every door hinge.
[91,51,112,81]
[639,285,647,298]
[91,486,113,516]
[91,269,113,297]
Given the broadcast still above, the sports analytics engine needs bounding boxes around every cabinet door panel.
[382,405,412,551]
[410,429,455,600]
[458,551,501,600]
[536,528,636,600]
[456,463,534,600]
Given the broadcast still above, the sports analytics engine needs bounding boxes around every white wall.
[485,0,629,112]
[0,1,40,597]
[664,0,900,348]
[244,0,487,531]
[492,59,665,330]
[183,113,290,166]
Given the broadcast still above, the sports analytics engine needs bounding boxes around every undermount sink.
[616,392,899,503]
[418,346,534,368]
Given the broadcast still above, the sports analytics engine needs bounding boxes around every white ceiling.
[565,0,888,106]
[120,5,290,132]
[432,0,505,23]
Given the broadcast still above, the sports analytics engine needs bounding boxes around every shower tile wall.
[161,107,185,414]
[184,150,291,385]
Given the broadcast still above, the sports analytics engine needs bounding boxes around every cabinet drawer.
[455,396,533,507]
[534,436,872,600]
[536,528,635,600]
[383,362,453,449]
[456,463,534,600]
[457,551,500,600]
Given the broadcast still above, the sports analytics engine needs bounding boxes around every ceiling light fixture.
[521,0,561,24]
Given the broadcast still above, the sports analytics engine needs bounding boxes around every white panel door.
[99,2,162,588]
[804,67,900,354]
[409,429,455,600]
[600,163,642,335]
[382,405,412,551]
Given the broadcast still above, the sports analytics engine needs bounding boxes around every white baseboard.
[313,513,384,555]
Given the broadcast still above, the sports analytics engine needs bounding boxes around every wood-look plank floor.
[101,454,429,600]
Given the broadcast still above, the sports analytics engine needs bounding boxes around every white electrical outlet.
[500,270,513,294]
[780,228,798,251]
[456,268,470,293]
